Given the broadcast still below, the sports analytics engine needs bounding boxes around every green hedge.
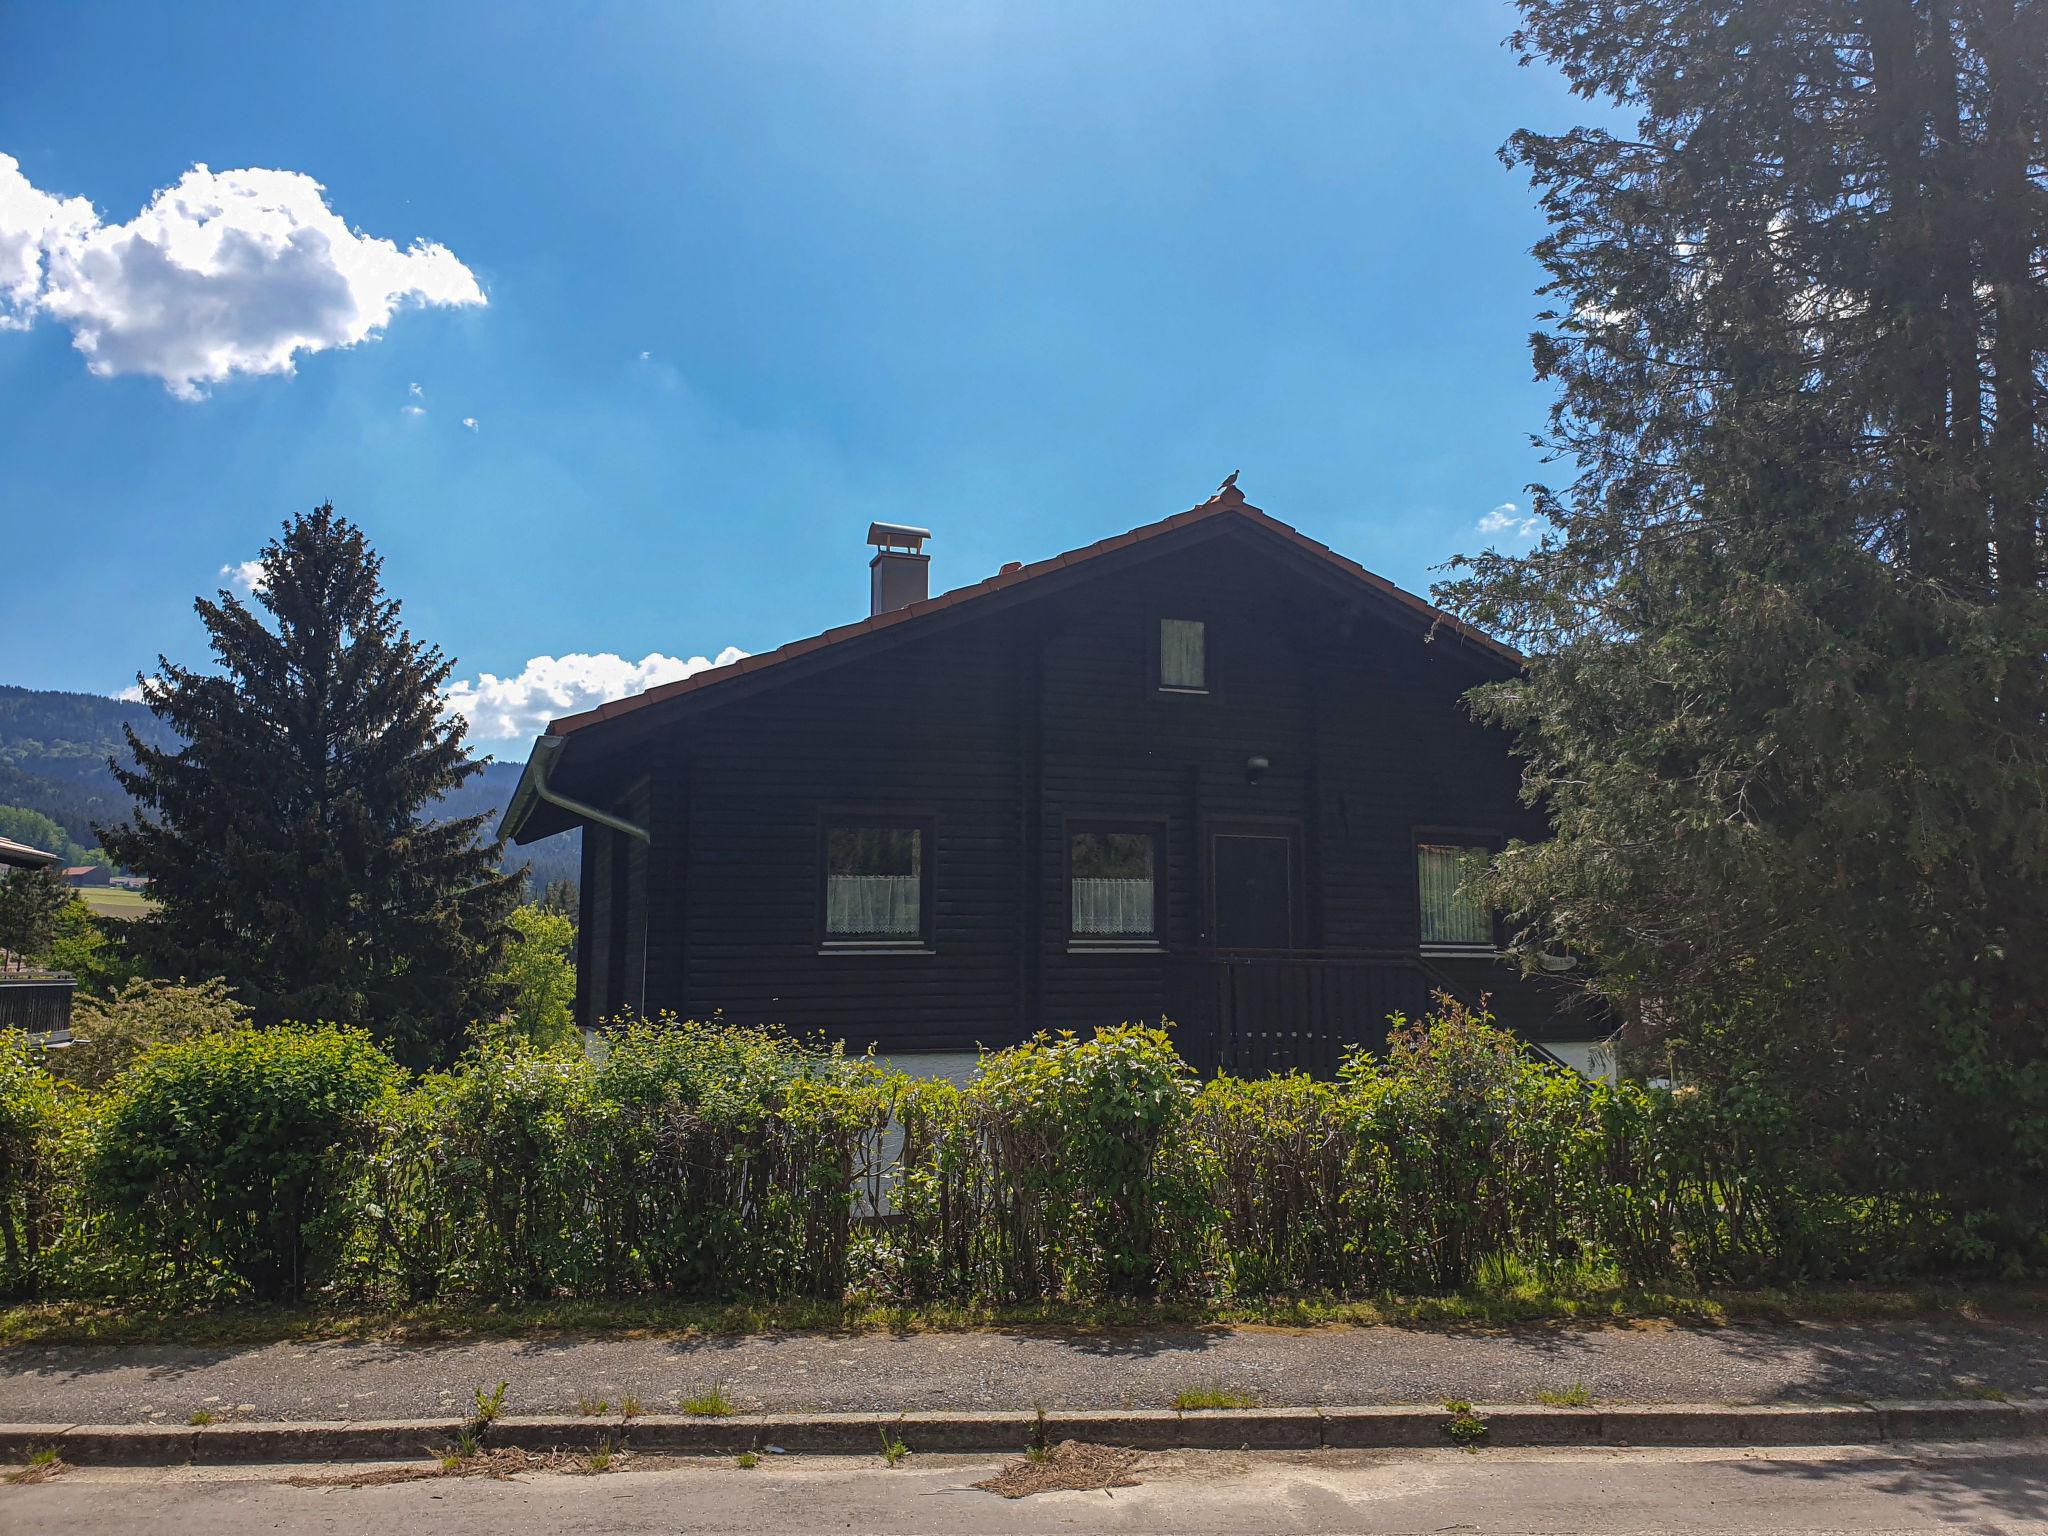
[85,1025,397,1303]
[0,1030,75,1297]
[0,1000,2019,1306]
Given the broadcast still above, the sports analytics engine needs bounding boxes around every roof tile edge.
[541,489,1511,738]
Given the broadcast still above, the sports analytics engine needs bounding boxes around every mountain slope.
[0,685,578,890]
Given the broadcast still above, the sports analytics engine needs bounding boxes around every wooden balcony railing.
[1163,949,1437,1078]
[0,974,76,1040]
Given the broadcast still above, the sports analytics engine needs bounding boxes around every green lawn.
[73,886,156,920]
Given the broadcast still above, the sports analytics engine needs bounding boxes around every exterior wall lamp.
[1244,753,1270,787]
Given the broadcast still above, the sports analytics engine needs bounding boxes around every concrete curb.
[2,1399,2042,1465]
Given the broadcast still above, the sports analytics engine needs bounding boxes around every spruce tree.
[104,505,519,1066]
[0,866,69,961]
[1439,2,2048,1244]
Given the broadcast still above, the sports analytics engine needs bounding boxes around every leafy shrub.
[900,1024,1215,1301]
[1194,998,1609,1296]
[382,1039,604,1300]
[10,991,2029,1308]
[488,905,579,1050]
[362,1018,892,1302]
[0,1031,77,1298]
[0,866,68,959]
[52,977,251,1089]
[594,1018,891,1297]
[355,1070,469,1302]
[1195,1073,1353,1294]
[878,1074,979,1302]
[1338,996,1597,1292]
[86,1024,397,1301]
[40,898,143,997]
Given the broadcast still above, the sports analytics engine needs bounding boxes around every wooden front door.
[1208,827,1297,950]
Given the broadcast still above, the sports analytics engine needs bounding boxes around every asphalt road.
[6,1443,2047,1534]
[4,1317,2045,1425]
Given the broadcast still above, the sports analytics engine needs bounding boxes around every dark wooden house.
[0,835,75,1044]
[503,485,1606,1078]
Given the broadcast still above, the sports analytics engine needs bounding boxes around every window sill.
[1067,941,1166,955]
[819,942,935,957]
[1156,686,1209,696]
[1420,944,1502,959]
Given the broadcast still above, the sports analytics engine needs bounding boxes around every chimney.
[867,521,931,615]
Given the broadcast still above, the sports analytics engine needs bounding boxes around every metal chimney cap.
[866,521,931,552]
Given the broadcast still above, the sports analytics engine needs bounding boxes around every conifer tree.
[0,866,68,961]
[104,505,518,1066]
[1439,2,2048,1238]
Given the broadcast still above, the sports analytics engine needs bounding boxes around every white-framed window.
[1069,827,1160,942]
[1159,618,1206,691]
[1417,840,1494,949]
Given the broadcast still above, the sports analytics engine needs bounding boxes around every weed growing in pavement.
[680,1385,735,1417]
[576,1395,610,1417]
[735,1450,760,1469]
[439,1430,480,1472]
[1172,1384,1259,1410]
[1443,1400,1489,1448]
[186,1409,215,1426]
[880,1426,909,1466]
[472,1381,508,1424]
[619,1394,645,1418]
[4,1447,63,1485]
[1537,1383,1592,1407]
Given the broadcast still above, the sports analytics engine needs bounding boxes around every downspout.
[503,733,653,1022]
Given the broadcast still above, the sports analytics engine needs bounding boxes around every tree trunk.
[1868,0,1949,577]
[1926,0,1991,589]
[1969,0,2045,598]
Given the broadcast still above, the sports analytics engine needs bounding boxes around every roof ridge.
[544,489,1512,738]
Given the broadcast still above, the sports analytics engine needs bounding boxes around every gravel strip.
[2,1317,2043,1426]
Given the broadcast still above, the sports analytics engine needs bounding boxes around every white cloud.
[114,683,145,703]
[1476,501,1542,542]
[0,155,95,327]
[461,416,478,431]
[219,558,267,594]
[408,380,423,397]
[443,648,749,741]
[0,152,484,397]
[402,403,426,417]
[638,349,651,361]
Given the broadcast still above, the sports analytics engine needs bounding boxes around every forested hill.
[0,685,577,889]
[0,686,176,857]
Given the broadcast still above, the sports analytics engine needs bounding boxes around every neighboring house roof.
[505,485,1521,843]
[0,836,58,870]
[61,866,96,878]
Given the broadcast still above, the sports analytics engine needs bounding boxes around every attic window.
[1159,619,1206,692]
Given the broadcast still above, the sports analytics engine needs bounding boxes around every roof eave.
[530,492,1522,753]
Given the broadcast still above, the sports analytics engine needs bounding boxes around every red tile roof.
[545,487,1518,740]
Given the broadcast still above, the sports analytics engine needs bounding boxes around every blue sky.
[0,1,1581,755]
